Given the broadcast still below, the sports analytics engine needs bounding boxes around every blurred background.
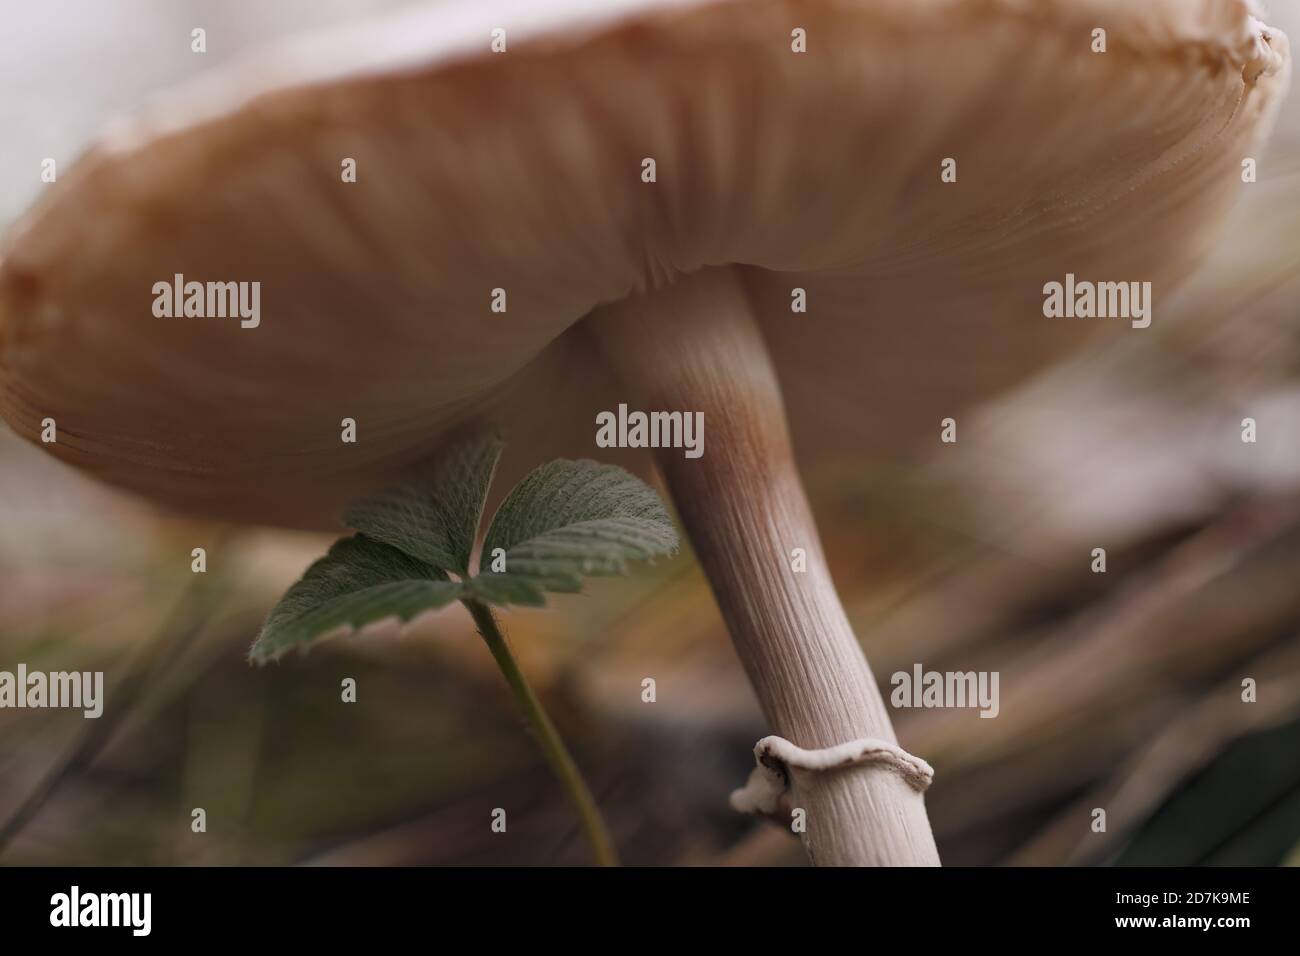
[1,0,1298,866]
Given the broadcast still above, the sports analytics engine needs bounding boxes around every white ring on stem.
[731,735,934,816]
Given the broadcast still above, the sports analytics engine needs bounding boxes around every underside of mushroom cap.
[0,0,1288,529]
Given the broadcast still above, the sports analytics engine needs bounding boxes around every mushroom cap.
[0,0,1288,529]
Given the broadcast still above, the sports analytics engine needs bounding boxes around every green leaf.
[344,435,503,576]
[257,440,677,660]
[478,458,677,597]
[1114,714,1300,866]
[251,535,462,662]
[465,573,547,608]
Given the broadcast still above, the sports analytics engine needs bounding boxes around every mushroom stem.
[591,268,939,866]
[464,598,619,867]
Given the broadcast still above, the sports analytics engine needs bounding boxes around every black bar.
[0,866,1292,943]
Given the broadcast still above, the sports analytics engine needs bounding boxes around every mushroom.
[0,0,1288,865]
